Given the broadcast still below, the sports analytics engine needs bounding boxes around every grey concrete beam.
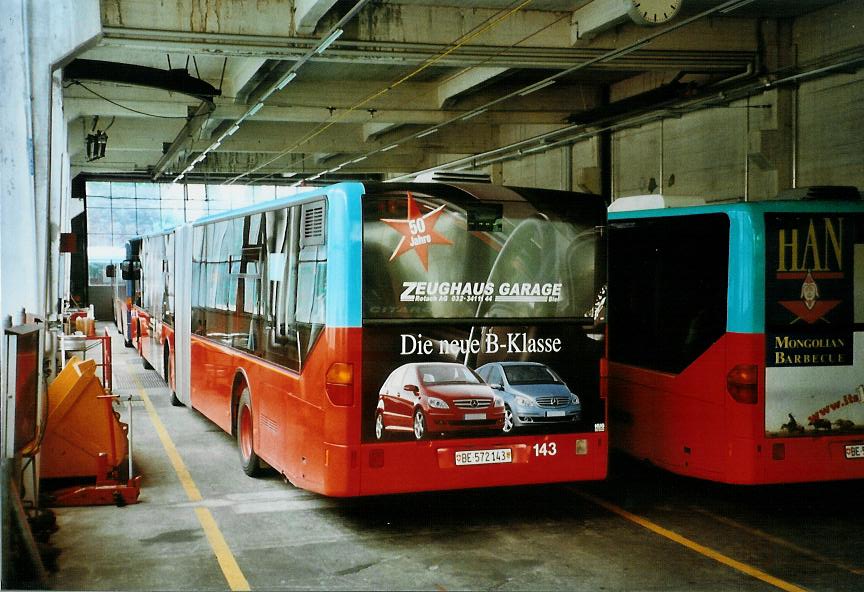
[294,0,339,35]
[152,101,216,180]
[437,67,510,108]
[362,122,401,141]
[98,26,756,71]
[63,95,576,125]
[224,58,269,100]
[101,0,296,37]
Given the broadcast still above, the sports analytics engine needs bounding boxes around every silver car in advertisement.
[475,361,581,433]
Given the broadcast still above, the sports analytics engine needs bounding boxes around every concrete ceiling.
[64,0,846,186]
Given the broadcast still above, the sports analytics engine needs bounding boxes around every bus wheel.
[166,347,183,407]
[236,388,262,477]
[503,405,514,433]
[375,412,386,440]
[413,408,426,440]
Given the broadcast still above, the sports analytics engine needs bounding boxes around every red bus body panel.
[610,332,864,484]
[133,306,175,389]
[191,327,607,496]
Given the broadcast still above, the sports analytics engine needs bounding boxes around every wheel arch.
[230,368,252,436]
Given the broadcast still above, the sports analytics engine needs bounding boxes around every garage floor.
[45,325,864,591]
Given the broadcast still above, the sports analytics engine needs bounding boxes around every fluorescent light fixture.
[519,79,557,97]
[277,72,298,91]
[460,109,487,121]
[309,173,322,180]
[211,141,222,150]
[381,144,399,152]
[351,155,368,163]
[193,154,205,164]
[226,124,240,136]
[316,28,343,54]
[248,102,265,117]
[417,128,439,138]
[183,165,194,174]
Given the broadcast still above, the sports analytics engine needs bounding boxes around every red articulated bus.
[113,239,141,348]
[606,188,864,484]
[135,230,181,404]
[140,180,608,496]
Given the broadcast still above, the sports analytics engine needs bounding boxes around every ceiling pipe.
[392,50,864,182]
[151,101,215,181]
[99,29,752,71]
[170,0,374,183]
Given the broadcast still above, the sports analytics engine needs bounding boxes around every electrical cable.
[69,80,209,120]
[225,0,535,184]
[257,6,570,185]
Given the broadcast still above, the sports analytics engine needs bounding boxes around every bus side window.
[263,206,301,371]
[263,201,327,373]
[191,225,207,334]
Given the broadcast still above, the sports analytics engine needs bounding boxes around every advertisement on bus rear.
[360,189,606,442]
[764,213,864,437]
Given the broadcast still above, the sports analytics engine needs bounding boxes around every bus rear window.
[362,191,603,321]
[608,214,730,373]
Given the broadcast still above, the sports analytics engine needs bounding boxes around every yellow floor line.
[132,376,251,591]
[694,507,864,576]
[574,489,809,592]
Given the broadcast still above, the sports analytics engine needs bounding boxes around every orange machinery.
[40,356,140,506]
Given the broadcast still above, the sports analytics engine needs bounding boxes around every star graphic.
[381,192,453,270]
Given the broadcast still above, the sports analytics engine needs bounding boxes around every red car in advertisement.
[375,362,505,440]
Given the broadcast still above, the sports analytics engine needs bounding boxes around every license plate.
[464,413,486,420]
[845,444,864,459]
[547,410,566,417]
[455,448,512,466]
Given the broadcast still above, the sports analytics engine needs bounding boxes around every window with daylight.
[84,181,296,287]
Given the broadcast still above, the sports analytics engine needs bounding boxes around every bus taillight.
[726,364,758,404]
[326,363,354,406]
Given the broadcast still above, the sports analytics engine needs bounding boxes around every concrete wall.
[497,0,864,200]
[1,1,39,329]
[798,71,864,186]
[0,0,100,392]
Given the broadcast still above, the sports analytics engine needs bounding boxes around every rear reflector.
[326,363,354,406]
[726,364,758,404]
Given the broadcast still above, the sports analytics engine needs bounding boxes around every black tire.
[413,408,426,440]
[165,347,183,406]
[236,388,262,477]
[142,355,153,370]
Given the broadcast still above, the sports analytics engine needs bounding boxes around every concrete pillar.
[0,0,100,379]
[1,0,39,330]
[27,1,101,319]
